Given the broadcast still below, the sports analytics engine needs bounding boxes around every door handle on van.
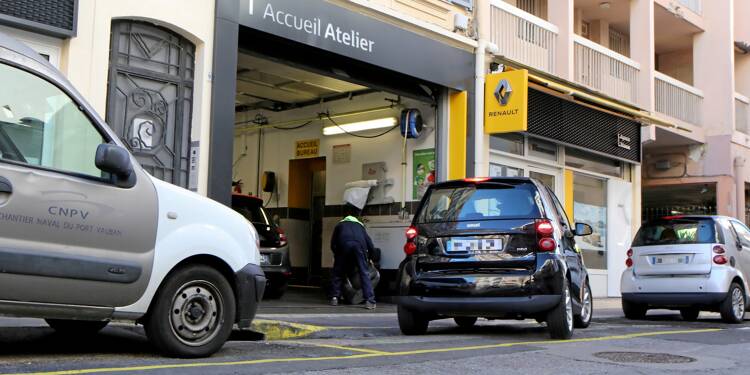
[0,177,12,194]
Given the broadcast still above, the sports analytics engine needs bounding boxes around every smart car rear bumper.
[234,263,266,328]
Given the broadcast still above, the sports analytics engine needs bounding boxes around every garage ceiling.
[236,52,369,111]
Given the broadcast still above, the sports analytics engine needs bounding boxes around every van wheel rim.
[732,288,744,320]
[565,287,573,330]
[170,280,223,347]
[581,285,592,323]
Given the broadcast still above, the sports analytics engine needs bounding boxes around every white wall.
[233,92,437,207]
[60,0,215,195]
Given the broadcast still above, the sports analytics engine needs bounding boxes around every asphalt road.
[1,299,750,375]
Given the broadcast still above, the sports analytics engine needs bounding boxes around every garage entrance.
[230,28,445,295]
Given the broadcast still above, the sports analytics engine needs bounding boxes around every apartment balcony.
[654,72,703,126]
[573,35,639,104]
[737,93,750,135]
[676,0,702,15]
[489,0,558,74]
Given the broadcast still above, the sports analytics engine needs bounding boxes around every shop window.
[528,137,557,161]
[565,147,623,178]
[490,133,524,156]
[573,173,607,270]
[490,163,523,177]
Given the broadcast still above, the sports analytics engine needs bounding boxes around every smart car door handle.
[0,177,12,194]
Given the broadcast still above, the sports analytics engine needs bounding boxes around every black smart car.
[232,194,291,298]
[397,177,594,339]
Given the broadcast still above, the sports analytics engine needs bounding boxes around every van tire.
[719,282,745,324]
[398,305,429,335]
[547,280,574,340]
[46,319,108,334]
[454,317,478,328]
[144,265,236,358]
[622,300,647,320]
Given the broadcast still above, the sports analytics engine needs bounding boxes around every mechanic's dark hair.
[344,203,362,218]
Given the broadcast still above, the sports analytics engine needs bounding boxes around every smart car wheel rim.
[565,287,573,330]
[581,285,592,323]
[732,287,744,320]
[170,280,223,347]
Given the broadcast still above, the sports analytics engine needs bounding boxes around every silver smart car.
[621,215,750,323]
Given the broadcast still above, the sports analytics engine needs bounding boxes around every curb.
[249,319,326,340]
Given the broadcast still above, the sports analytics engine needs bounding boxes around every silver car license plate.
[651,254,690,265]
[448,238,503,252]
[260,253,271,265]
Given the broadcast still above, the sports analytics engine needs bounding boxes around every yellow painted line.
[289,341,390,355]
[8,328,723,375]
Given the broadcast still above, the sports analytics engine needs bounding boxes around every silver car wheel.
[732,287,745,320]
[169,280,223,347]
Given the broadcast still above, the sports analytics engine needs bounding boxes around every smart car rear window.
[417,183,542,222]
[632,218,718,246]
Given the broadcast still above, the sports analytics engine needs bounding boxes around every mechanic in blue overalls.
[329,204,376,310]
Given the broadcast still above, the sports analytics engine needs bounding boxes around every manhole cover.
[594,351,696,364]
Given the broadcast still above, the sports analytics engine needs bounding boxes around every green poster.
[413,148,436,199]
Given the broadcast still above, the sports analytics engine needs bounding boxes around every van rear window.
[417,183,542,222]
[632,218,718,246]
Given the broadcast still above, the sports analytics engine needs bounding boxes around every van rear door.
[631,218,717,276]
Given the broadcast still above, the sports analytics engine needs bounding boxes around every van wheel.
[622,300,647,320]
[398,305,429,335]
[574,281,593,329]
[720,282,745,324]
[680,308,700,321]
[547,281,574,340]
[144,265,236,358]
[454,317,478,328]
[46,319,108,334]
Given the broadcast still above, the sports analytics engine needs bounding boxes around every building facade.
[1,0,747,297]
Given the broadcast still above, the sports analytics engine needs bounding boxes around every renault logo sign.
[494,79,513,106]
[484,70,529,134]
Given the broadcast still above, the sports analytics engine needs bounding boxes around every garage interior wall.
[233,92,436,270]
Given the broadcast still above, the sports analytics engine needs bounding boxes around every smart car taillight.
[404,226,418,255]
[626,248,633,268]
[535,219,556,252]
[713,255,728,265]
[713,245,726,254]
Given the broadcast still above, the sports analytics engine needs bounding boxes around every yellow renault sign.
[484,70,529,134]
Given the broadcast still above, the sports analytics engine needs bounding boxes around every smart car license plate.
[447,238,503,252]
[260,254,271,265]
[651,255,690,265]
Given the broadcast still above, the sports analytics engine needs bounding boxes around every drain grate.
[594,351,697,364]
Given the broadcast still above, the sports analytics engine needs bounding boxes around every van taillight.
[535,219,556,252]
[404,225,418,255]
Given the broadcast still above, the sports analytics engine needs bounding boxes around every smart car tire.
[144,265,236,358]
[398,305,429,335]
[574,280,593,329]
[547,280,574,339]
[454,317,478,328]
[622,299,647,320]
[719,282,745,324]
[46,319,108,334]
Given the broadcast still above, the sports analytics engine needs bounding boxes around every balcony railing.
[736,93,750,134]
[678,0,702,15]
[573,35,639,104]
[489,0,558,74]
[654,72,703,126]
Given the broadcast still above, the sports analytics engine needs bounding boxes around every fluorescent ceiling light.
[323,117,397,136]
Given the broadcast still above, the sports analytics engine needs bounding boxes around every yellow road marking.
[8,328,723,375]
[288,341,390,355]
